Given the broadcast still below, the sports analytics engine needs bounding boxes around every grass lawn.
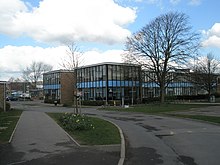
[0,110,22,144]
[48,113,121,145]
[99,103,213,114]
[169,114,220,124]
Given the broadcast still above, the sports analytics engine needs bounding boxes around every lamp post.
[3,82,6,112]
[23,81,26,101]
[109,88,113,105]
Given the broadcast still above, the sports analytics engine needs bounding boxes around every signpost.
[0,81,6,112]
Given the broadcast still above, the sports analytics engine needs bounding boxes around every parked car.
[19,93,32,101]
[6,96,18,101]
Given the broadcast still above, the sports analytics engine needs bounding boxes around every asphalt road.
[3,100,220,165]
[81,107,220,165]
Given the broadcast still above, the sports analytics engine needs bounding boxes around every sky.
[0,0,220,81]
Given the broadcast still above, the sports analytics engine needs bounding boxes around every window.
[103,65,106,81]
[108,65,113,80]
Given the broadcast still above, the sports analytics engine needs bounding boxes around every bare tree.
[60,43,84,70]
[8,77,23,82]
[191,53,220,97]
[125,12,200,103]
[23,61,53,88]
[60,43,84,113]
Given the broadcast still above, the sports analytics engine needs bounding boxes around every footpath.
[0,111,120,165]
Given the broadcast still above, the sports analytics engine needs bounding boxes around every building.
[43,70,75,104]
[76,63,142,104]
[43,63,220,105]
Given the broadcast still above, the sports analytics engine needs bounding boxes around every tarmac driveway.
[81,105,220,165]
[2,101,220,165]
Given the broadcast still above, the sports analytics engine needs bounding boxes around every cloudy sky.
[0,0,220,80]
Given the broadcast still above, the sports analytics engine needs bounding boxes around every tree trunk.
[75,95,78,114]
[160,85,165,104]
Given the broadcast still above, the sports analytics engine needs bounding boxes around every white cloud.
[0,45,64,72]
[188,0,201,6]
[84,50,123,65]
[202,36,220,48]
[202,23,220,48]
[0,0,136,45]
[205,23,220,37]
[0,45,124,80]
[0,0,27,36]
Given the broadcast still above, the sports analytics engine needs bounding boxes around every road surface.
[3,100,220,165]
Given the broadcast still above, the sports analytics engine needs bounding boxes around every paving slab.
[11,111,77,161]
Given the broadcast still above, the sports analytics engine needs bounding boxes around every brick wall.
[60,72,75,104]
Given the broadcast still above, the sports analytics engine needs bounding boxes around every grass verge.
[0,110,22,144]
[99,104,212,114]
[169,114,220,124]
[47,113,121,145]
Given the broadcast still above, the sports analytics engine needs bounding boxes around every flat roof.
[43,69,74,75]
[76,62,140,69]
[44,62,140,74]
[0,81,7,84]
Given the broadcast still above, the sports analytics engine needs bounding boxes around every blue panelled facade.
[76,63,141,103]
[142,70,196,99]
[43,71,61,102]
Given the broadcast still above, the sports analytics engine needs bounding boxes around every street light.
[109,88,113,101]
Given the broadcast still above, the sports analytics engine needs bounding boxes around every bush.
[44,99,60,104]
[59,113,94,131]
[142,97,160,104]
[62,103,72,107]
[108,100,121,106]
[81,100,105,106]
[0,102,11,111]
[6,102,11,111]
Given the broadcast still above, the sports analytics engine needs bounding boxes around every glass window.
[112,65,117,80]
[98,65,103,80]
[103,65,106,81]
[108,65,113,80]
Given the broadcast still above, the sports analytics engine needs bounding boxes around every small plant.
[59,113,94,131]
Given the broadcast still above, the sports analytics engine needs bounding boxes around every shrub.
[108,100,121,106]
[6,102,11,111]
[63,103,72,107]
[81,100,105,106]
[0,102,11,111]
[59,113,94,131]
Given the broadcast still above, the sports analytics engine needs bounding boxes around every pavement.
[0,104,120,165]
[1,101,220,165]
